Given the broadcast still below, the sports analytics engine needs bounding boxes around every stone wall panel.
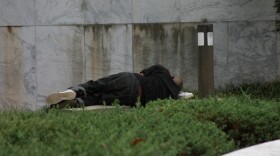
[36,26,84,107]
[0,0,35,26]
[228,21,277,85]
[133,0,180,23]
[133,23,198,90]
[228,0,276,21]
[85,25,133,81]
[0,27,36,109]
[85,0,132,24]
[36,0,84,25]
[180,0,228,22]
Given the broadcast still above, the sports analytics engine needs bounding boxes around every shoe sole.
[46,92,76,105]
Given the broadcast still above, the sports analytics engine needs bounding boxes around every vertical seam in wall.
[132,0,134,72]
[132,23,134,72]
[179,0,184,80]
[101,24,104,71]
[227,21,230,83]
[179,0,181,23]
[83,26,86,82]
[179,22,182,78]
[83,0,86,82]
[84,0,86,26]
[34,0,38,109]
[226,0,230,82]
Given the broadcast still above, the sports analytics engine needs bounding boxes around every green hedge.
[150,96,280,148]
[221,81,280,101]
[1,87,280,155]
[0,107,234,156]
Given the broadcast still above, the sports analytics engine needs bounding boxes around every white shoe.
[46,90,76,105]
[179,92,194,99]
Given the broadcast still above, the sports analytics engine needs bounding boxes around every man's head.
[172,76,184,90]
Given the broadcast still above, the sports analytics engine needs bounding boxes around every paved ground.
[223,140,280,156]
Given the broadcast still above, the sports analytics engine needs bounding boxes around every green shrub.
[220,81,280,101]
[150,96,280,148]
[1,81,280,155]
[0,107,234,156]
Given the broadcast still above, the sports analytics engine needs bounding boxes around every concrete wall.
[0,0,278,109]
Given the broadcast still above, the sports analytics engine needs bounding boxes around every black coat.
[139,64,181,104]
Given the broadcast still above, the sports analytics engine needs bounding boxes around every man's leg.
[100,72,140,106]
[83,94,102,106]
[76,72,139,106]
[45,74,117,107]
[46,72,139,107]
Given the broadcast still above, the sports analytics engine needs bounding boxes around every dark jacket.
[138,64,181,104]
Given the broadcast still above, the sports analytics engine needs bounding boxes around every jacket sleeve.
[140,64,170,76]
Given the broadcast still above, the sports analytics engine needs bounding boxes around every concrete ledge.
[66,105,130,111]
[223,140,280,156]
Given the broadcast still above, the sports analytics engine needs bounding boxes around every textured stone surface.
[36,26,84,108]
[133,23,198,90]
[0,27,36,109]
[180,24,199,90]
[85,0,132,24]
[133,0,180,23]
[133,24,181,72]
[36,0,84,25]
[85,25,133,81]
[228,0,276,21]
[0,0,35,26]
[180,0,228,22]
[228,21,277,85]
[223,140,280,156]
[213,22,229,88]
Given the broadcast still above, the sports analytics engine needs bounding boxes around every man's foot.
[46,90,76,105]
